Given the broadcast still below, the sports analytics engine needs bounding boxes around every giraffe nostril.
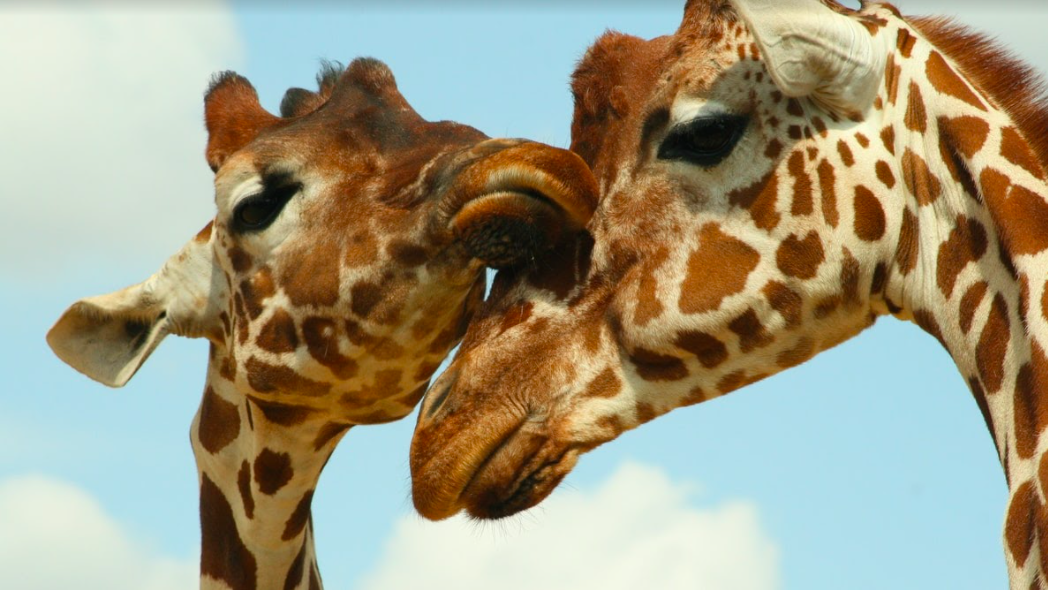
[421,367,460,421]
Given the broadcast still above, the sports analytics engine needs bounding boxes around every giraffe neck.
[872,17,1048,587]
[193,355,346,590]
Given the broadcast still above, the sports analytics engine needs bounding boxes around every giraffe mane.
[911,15,1048,172]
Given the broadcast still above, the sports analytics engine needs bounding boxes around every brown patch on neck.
[913,18,1048,173]
[198,386,241,454]
[200,473,258,590]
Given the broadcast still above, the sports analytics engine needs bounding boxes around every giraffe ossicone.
[409,1,1048,587]
[47,57,597,590]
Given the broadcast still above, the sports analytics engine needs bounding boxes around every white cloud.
[358,461,779,590]
[0,475,197,590]
[0,4,243,279]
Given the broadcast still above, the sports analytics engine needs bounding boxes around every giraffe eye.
[232,182,301,233]
[657,114,748,167]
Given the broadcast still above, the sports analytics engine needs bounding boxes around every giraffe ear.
[204,72,281,172]
[446,141,599,268]
[728,0,886,117]
[47,226,222,387]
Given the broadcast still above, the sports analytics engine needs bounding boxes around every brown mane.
[911,14,1048,171]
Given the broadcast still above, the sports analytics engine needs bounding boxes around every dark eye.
[231,182,301,233]
[657,115,748,167]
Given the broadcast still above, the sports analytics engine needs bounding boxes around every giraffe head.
[47,57,597,587]
[48,57,595,422]
[410,0,1048,522]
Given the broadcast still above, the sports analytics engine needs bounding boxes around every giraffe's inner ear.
[728,0,886,117]
[447,141,599,269]
[47,226,222,387]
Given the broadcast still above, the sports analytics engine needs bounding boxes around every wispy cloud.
[0,475,197,590]
[358,461,779,590]
[0,5,243,280]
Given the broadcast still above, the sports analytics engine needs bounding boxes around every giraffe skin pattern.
[408,2,1048,588]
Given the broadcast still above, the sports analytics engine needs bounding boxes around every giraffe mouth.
[411,412,581,521]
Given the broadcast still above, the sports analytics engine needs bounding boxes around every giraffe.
[46,57,596,590]
[409,0,1048,586]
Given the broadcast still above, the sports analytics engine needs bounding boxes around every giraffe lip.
[456,421,580,520]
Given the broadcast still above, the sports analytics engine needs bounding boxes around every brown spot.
[853,186,886,241]
[937,116,989,159]
[904,82,927,134]
[237,460,254,520]
[227,245,252,273]
[282,490,314,541]
[254,448,294,495]
[788,125,802,140]
[979,167,1011,205]
[728,170,780,230]
[959,282,988,334]
[387,240,429,267]
[884,54,901,106]
[855,133,870,148]
[311,422,349,449]
[1043,278,1048,322]
[776,231,825,280]
[1015,343,1048,458]
[341,368,405,409]
[635,402,657,424]
[976,294,1009,393]
[763,281,803,328]
[764,138,783,160]
[991,184,1048,256]
[283,541,307,590]
[896,28,917,57]
[281,242,341,307]
[249,396,317,427]
[836,140,854,167]
[629,348,688,382]
[716,370,748,394]
[840,249,861,308]
[875,161,895,189]
[200,474,258,590]
[816,159,839,227]
[728,309,773,353]
[968,377,997,448]
[1000,126,1045,179]
[777,338,815,368]
[786,98,804,117]
[814,296,841,319]
[350,281,383,318]
[926,50,986,111]
[880,125,896,155]
[871,262,888,295]
[812,117,827,136]
[301,317,358,380]
[895,208,919,276]
[788,151,813,215]
[246,357,331,397]
[198,386,240,454]
[675,331,729,368]
[936,216,988,299]
[679,224,761,314]
[583,368,623,399]
[634,248,669,326]
[1005,481,1037,565]
[257,308,299,354]
[901,149,941,206]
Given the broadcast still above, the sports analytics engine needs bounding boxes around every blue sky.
[2,2,1046,589]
